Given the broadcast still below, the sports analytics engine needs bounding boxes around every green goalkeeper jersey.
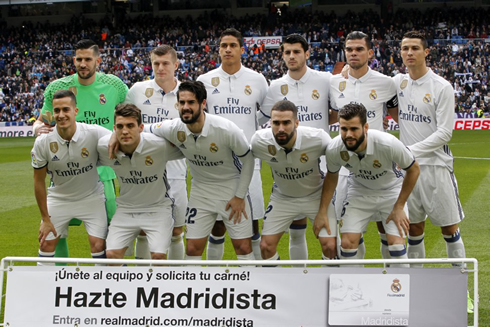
[42,72,128,130]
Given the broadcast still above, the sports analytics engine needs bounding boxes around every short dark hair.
[345,31,371,50]
[177,81,207,104]
[220,28,243,47]
[402,31,428,49]
[53,89,76,105]
[115,103,142,126]
[151,45,177,62]
[271,100,298,119]
[281,34,308,53]
[339,103,367,126]
[75,39,99,56]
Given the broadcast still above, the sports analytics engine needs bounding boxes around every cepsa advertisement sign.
[454,118,490,130]
[243,36,282,49]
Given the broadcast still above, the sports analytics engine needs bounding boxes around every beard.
[180,106,201,124]
[342,132,365,152]
[274,130,295,146]
[77,67,96,80]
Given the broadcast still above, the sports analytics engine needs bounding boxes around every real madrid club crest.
[145,88,154,98]
[145,156,153,166]
[99,94,107,105]
[177,131,186,143]
[339,81,346,92]
[423,93,431,104]
[373,160,382,168]
[300,153,309,163]
[268,145,277,156]
[81,147,89,158]
[340,151,350,162]
[49,142,58,153]
[281,84,288,96]
[311,89,320,100]
[400,79,408,90]
[211,77,220,87]
[369,89,377,100]
[210,143,219,153]
[244,85,252,96]
[68,86,77,96]
[391,278,402,293]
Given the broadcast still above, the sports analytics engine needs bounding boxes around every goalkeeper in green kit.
[33,39,128,261]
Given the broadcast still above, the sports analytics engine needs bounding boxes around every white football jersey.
[394,69,455,170]
[125,78,186,180]
[326,129,415,197]
[31,123,110,201]
[197,65,268,141]
[251,126,331,198]
[97,132,184,213]
[262,67,331,131]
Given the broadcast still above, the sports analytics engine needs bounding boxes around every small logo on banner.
[391,278,402,293]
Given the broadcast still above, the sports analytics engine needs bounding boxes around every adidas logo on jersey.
[270,158,278,163]
[339,93,345,98]
[114,160,121,165]
[52,155,59,161]
[398,92,404,97]
[179,144,187,149]
[212,89,220,94]
[143,99,151,105]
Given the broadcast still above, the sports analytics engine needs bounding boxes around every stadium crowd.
[1,5,490,123]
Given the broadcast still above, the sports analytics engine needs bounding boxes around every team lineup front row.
[31,30,466,269]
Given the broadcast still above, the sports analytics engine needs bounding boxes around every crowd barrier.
[0,257,478,327]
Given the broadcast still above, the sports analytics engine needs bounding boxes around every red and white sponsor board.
[243,36,283,49]
[454,118,490,130]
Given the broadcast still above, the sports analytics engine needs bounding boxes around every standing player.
[124,45,187,260]
[149,81,255,261]
[32,90,110,263]
[330,31,398,260]
[98,104,183,261]
[313,104,419,267]
[32,39,128,259]
[251,100,337,262]
[394,31,467,269]
[197,28,268,260]
[261,34,334,260]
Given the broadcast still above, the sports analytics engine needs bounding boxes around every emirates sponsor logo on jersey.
[211,77,220,87]
[423,93,431,104]
[340,151,349,162]
[177,131,186,143]
[281,84,288,96]
[145,156,154,166]
[210,143,219,153]
[244,85,252,96]
[369,90,377,100]
[50,142,59,153]
[145,88,154,98]
[300,153,309,163]
[81,148,89,158]
[99,94,107,105]
[339,81,346,92]
[400,79,408,89]
[69,86,77,96]
[373,160,382,168]
[268,145,277,156]
[391,278,402,293]
[311,89,320,100]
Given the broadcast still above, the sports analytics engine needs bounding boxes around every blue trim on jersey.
[443,144,453,157]
[317,158,325,179]
[444,230,461,243]
[449,171,464,221]
[340,249,358,257]
[208,236,225,244]
[401,158,416,171]
[389,247,407,257]
[232,152,243,173]
[408,237,424,245]
[289,223,307,230]
[235,148,251,158]
[259,110,270,119]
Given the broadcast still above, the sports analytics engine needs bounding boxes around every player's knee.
[320,238,337,256]
[260,238,276,256]
[211,221,226,236]
[233,240,252,256]
[340,237,357,250]
[151,252,166,260]
[441,224,459,236]
[90,238,105,253]
[106,250,120,259]
[409,222,425,236]
[172,227,184,237]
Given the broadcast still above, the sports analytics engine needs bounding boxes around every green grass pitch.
[0,130,488,324]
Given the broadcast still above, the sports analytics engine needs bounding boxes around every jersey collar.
[271,126,303,152]
[115,132,146,159]
[151,78,180,95]
[285,67,312,85]
[348,67,372,84]
[410,68,433,86]
[218,65,245,79]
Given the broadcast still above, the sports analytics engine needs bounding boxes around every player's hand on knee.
[226,196,248,224]
[313,213,331,238]
[39,220,57,246]
[386,208,409,238]
[108,132,120,159]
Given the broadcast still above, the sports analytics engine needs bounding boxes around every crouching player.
[32,90,111,263]
[97,104,184,261]
[314,104,420,267]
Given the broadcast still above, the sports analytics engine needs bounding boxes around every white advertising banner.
[5,266,331,327]
[0,126,33,137]
[243,36,283,49]
[328,274,410,326]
